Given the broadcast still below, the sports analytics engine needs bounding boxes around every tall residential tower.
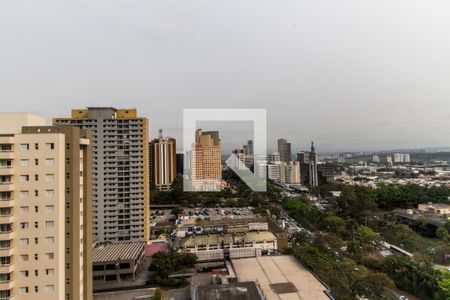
[54,108,150,242]
[0,113,93,300]
[149,130,176,191]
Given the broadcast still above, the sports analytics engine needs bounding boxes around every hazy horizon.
[1,0,450,152]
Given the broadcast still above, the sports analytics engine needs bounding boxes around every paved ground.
[94,288,155,300]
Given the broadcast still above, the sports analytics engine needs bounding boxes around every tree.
[351,273,396,300]
[436,226,449,241]
[320,215,345,233]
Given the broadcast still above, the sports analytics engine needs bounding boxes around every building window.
[45,237,54,244]
[45,174,54,181]
[20,222,29,229]
[34,174,39,181]
[20,144,29,150]
[20,271,29,277]
[19,175,29,182]
[19,238,29,245]
[20,206,29,213]
[45,285,54,292]
[0,273,10,283]
[45,221,54,228]
[45,190,54,197]
[45,268,54,276]
[20,255,29,261]
[20,191,29,198]
[45,158,54,165]
[46,143,55,150]
[45,205,54,212]
[45,253,54,260]
[34,159,39,166]
[34,143,39,150]
[19,287,29,294]
[20,159,29,166]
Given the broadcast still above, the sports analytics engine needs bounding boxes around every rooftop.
[232,256,332,300]
[180,232,276,248]
[196,282,264,300]
[93,242,146,263]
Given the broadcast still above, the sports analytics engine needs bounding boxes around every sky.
[1,0,450,153]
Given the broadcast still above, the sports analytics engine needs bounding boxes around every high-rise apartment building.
[0,113,92,300]
[191,129,222,191]
[393,153,411,164]
[149,130,176,191]
[277,139,291,162]
[54,107,150,242]
[286,161,301,184]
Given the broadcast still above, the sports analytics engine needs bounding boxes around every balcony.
[0,167,13,176]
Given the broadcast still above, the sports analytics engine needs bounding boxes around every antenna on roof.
[159,129,163,139]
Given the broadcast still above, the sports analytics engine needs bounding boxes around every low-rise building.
[92,242,146,284]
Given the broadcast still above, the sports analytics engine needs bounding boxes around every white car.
[399,296,409,300]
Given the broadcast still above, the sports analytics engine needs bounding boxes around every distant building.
[277,138,292,162]
[150,130,176,191]
[191,129,222,190]
[318,163,334,184]
[394,153,411,163]
[385,155,393,165]
[176,153,184,175]
[373,155,380,163]
[337,154,346,164]
[243,140,254,156]
[297,151,311,185]
[418,203,450,215]
[286,161,301,184]
[309,142,319,188]
[267,164,281,181]
[270,151,281,164]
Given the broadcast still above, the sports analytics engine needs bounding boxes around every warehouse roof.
[93,242,146,263]
[180,232,276,248]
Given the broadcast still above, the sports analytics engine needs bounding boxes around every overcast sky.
[1,0,450,153]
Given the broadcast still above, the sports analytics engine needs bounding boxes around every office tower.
[149,130,176,191]
[297,151,311,185]
[277,139,291,162]
[231,148,247,170]
[267,164,280,181]
[176,153,184,175]
[269,152,281,164]
[191,129,222,190]
[278,162,287,184]
[54,107,150,242]
[309,142,319,187]
[317,163,334,184]
[243,140,254,157]
[286,161,301,184]
[0,113,93,300]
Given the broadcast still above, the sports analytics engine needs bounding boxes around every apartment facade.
[277,139,291,163]
[149,130,176,191]
[0,113,92,300]
[54,108,150,242]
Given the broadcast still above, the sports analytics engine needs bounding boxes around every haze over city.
[1,0,450,152]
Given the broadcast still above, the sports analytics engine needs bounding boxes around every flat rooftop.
[196,282,264,300]
[93,242,146,263]
[232,256,331,300]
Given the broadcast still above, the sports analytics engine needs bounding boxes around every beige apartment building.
[191,129,222,191]
[149,130,176,191]
[54,108,150,242]
[0,113,92,300]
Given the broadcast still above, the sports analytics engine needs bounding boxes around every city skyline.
[2,1,450,152]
